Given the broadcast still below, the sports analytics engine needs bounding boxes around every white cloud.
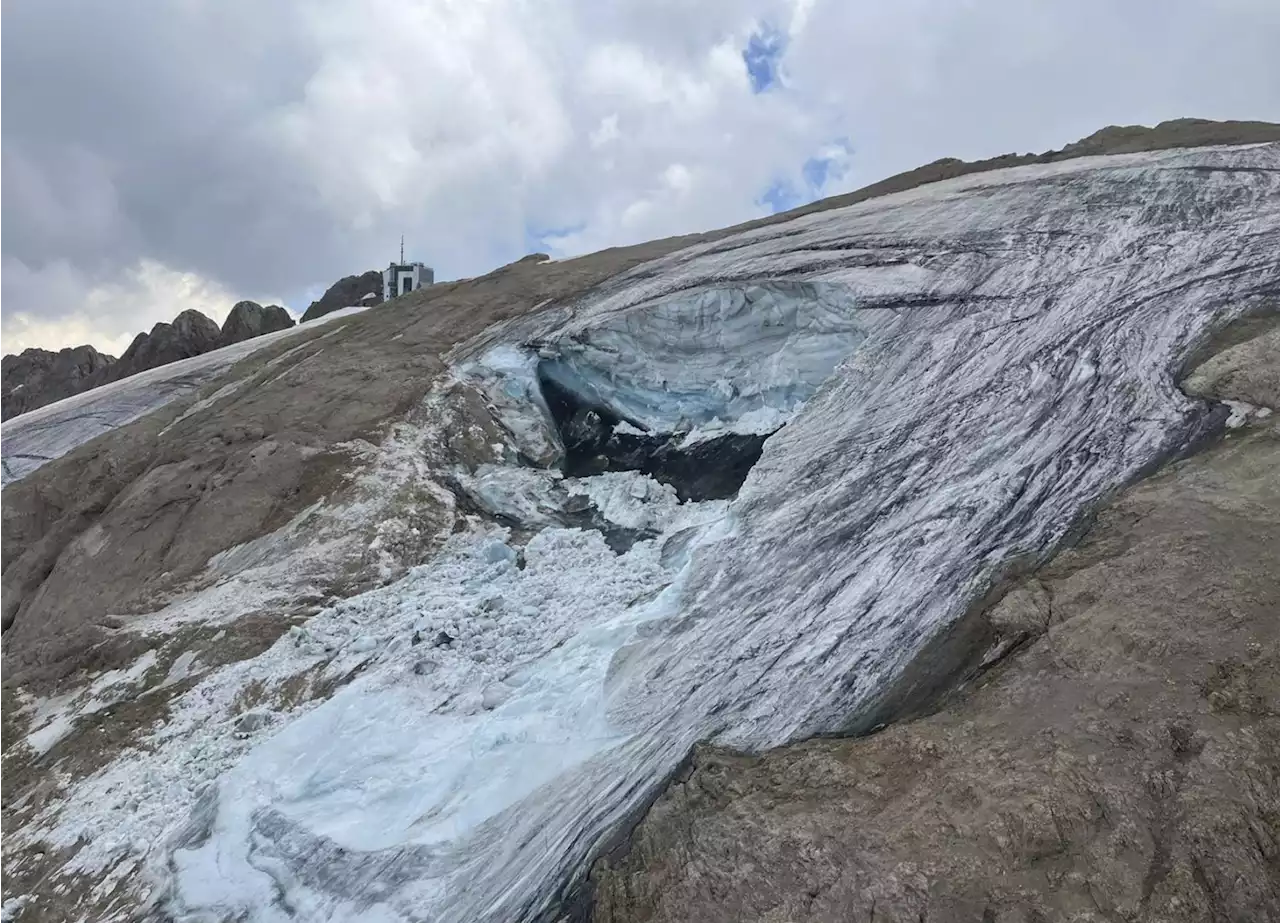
[263,0,573,232]
[589,114,621,148]
[786,0,818,37]
[1,257,275,355]
[4,0,1279,355]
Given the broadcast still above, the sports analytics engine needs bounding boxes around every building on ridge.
[383,237,435,300]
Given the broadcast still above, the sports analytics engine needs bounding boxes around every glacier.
[24,143,1279,921]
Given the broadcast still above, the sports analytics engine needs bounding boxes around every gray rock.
[104,309,225,384]
[301,270,383,322]
[220,301,295,345]
[1,344,116,420]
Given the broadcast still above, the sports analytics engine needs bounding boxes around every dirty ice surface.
[0,306,370,486]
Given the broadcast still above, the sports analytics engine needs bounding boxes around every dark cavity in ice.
[536,369,766,502]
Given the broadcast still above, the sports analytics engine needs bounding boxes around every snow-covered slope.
[11,143,1279,922]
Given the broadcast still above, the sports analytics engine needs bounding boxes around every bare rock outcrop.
[300,269,383,322]
[107,309,225,380]
[589,317,1280,923]
[0,345,116,420]
[220,301,295,345]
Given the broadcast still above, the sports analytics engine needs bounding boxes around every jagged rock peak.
[221,301,295,345]
[117,309,223,371]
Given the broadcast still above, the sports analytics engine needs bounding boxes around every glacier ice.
[454,280,883,501]
[537,280,877,435]
[456,281,883,471]
[49,143,1280,921]
[147,495,729,922]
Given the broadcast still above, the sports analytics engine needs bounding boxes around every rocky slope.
[590,317,1280,923]
[1,310,233,422]
[300,269,383,321]
[1,120,1278,923]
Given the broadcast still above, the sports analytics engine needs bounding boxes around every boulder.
[301,270,383,322]
[220,301,295,345]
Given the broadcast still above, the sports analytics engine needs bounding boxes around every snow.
[13,142,1280,921]
[24,713,77,757]
[455,464,704,537]
[1222,398,1268,429]
[537,280,877,435]
[676,403,799,446]
[612,419,649,436]
[19,649,162,757]
[460,281,885,462]
[454,344,562,466]
[573,470,687,532]
[157,650,203,690]
[403,142,1280,918]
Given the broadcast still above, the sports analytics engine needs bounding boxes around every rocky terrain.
[300,269,383,321]
[1,345,116,420]
[1,119,1278,923]
[2,308,226,421]
[109,309,225,381]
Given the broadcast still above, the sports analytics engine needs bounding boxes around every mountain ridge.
[1,300,299,421]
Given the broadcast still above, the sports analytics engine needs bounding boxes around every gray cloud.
[3,0,1278,353]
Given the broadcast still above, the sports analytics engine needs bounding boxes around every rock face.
[1,121,1278,923]
[0,345,115,420]
[301,269,383,322]
[220,301,295,345]
[590,319,1280,922]
[109,309,225,380]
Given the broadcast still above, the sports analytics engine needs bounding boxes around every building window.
[401,275,413,295]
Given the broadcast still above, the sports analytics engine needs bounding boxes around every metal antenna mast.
[400,235,405,263]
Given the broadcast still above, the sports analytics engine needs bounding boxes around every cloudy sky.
[4,0,1278,356]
